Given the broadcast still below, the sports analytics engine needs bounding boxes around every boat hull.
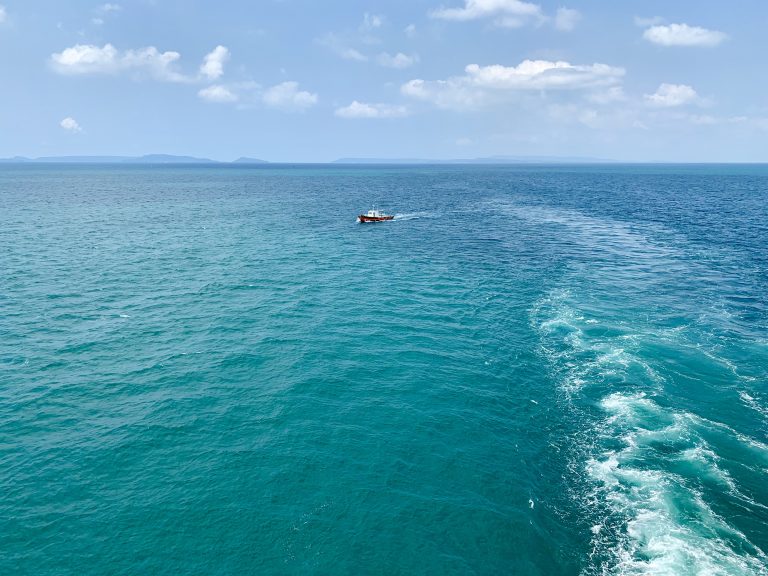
[358,215,394,223]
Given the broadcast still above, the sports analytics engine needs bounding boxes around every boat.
[358,208,394,223]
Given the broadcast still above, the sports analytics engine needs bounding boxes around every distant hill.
[126,154,219,164]
[232,157,269,164]
[332,155,616,164]
[0,154,616,165]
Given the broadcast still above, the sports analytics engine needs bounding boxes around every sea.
[2,164,767,575]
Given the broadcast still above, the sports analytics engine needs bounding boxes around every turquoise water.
[2,164,767,575]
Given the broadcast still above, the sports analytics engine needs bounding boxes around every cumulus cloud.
[262,81,318,111]
[198,84,238,103]
[0,5,7,24]
[643,23,726,47]
[51,44,120,74]
[100,3,121,12]
[50,43,190,82]
[404,24,417,38]
[199,45,229,80]
[402,59,624,110]
[644,83,698,107]
[335,101,409,119]
[377,52,418,69]
[554,7,580,31]
[60,117,82,132]
[430,0,544,28]
[50,43,232,83]
[463,60,621,90]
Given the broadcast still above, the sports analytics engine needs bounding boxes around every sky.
[1,0,767,162]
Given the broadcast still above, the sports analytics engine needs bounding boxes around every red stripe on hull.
[358,215,394,223]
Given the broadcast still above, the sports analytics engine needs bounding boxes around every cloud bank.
[51,43,232,83]
[51,44,190,81]
[402,59,625,110]
[430,0,544,28]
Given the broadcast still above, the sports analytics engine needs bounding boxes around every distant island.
[232,157,270,164]
[0,154,617,165]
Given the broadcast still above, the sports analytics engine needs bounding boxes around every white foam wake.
[531,287,768,575]
[586,393,768,576]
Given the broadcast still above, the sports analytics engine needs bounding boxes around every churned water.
[2,164,767,575]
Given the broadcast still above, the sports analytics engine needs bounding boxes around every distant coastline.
[4,155,765,165]
[0,154,616,165]
[0,154,267,165]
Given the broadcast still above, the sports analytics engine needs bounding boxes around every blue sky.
[1,0,767,161]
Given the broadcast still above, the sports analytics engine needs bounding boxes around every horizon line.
[3,154,768,165]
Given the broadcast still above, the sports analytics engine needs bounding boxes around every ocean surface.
[2,164,767,575]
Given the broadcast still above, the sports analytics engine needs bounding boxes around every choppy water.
[2,164,767,575]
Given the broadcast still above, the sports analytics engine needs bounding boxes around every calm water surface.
[2,164,767,574]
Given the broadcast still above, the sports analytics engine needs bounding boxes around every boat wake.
[393,211,431,221]
[523,200,768,575]
[533,290,768,575]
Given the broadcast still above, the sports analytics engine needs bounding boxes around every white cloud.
[50,43,190,82]
[51,44,121,74]
[100,3,121,12]
[361,12,384,31]
[554,7,580,31]
[643,23,726,47]
[262,81,318,111]
[60,117,82,132]
[121,47,188,82]
[335,101,409,119]
[467,60,621,90]
[404,24,417,38]
[430,0,544,28]
[0,5,7,24]
[644,83,698,107]
[402,59,624,110]
[377,52,418,69]
[198,84,238,103]
[199,45,229,80]
[92,17,105,26]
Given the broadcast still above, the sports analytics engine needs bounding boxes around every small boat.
[358,208,394,223]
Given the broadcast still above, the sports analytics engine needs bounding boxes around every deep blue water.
[2,164,767,575]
